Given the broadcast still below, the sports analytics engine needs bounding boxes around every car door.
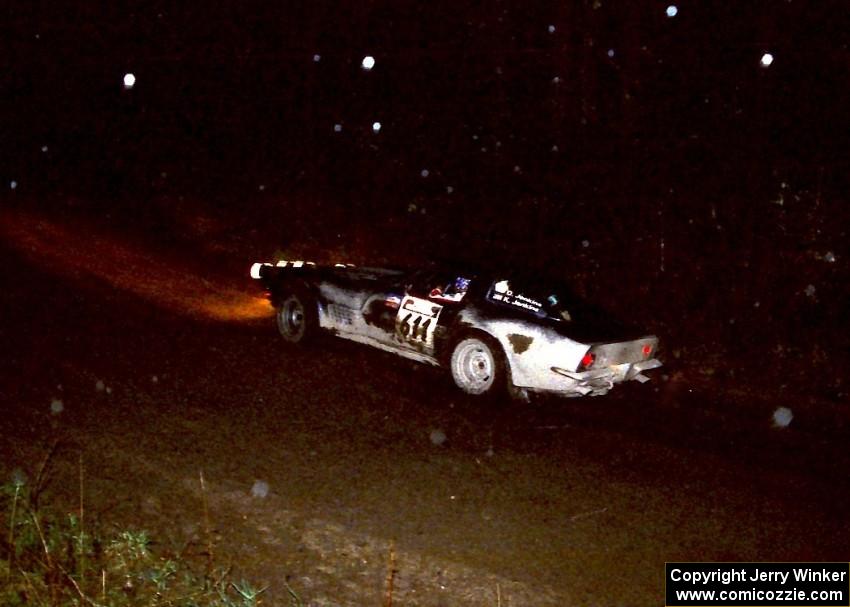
[393,272,471,357]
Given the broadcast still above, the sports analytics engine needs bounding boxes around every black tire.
[449,334,509,397]
[275,290,317,344]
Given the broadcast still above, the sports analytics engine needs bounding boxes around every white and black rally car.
[250,259,661,398]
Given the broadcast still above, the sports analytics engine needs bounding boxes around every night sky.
[7,2,847,199]
[4,2,850,396]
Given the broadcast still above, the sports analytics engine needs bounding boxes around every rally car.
[250,259,661,398]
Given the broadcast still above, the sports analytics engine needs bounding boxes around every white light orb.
[607,49,615,58]
[251,480,269,498]
[361,55,375,70]
[772,406,793,428]
[123,73,136,89]
[333,123,342,132]
[313,54,321,62]
[666,5,678,17]
[548,25,556,33]
[50,398,64,414]
[372,121,382,133]
[429,429,447,446]
[760,53,774,67]
[420,169,429,178]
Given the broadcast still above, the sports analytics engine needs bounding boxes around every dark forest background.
[4,1,849,407]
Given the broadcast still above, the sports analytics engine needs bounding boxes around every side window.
[427,275,471,303]
[487,280,545,315]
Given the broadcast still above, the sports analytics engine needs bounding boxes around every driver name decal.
[490,280,543,313]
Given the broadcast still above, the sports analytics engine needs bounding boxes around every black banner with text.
[666,563,849,606]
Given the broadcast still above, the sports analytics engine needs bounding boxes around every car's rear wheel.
[449,335,506,396]
[276,291,316,344]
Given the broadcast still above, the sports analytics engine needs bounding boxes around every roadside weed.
[1,473,279,606]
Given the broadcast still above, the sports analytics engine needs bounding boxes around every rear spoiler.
[250,259,361,280]
[249,259,321,280]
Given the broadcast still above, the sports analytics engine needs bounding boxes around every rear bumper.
[549,358,663,396]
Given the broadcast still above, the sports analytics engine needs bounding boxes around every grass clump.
[0,471,286,606]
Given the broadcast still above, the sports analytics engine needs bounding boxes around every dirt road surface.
[1,209,848,606]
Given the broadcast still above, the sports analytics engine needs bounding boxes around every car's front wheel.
[276,291,316,344]
[449,335,507,396]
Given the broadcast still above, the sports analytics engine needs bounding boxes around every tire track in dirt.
[194,482,564,606]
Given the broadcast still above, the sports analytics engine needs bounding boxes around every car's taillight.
[579,352,595,371]
[642,344,653,357]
